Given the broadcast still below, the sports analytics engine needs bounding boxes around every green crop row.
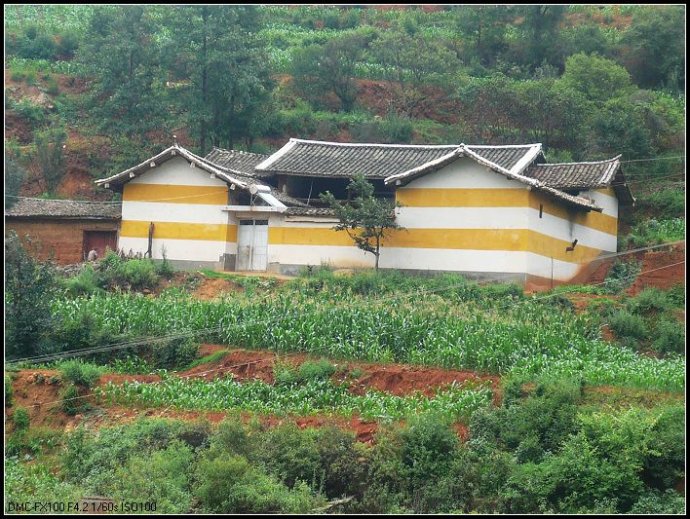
[50,292,685,392]
[97,377,492,422]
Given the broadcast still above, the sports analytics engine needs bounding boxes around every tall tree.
[320,175,402,271]
[620,6,685,92]
[371,30,456,116]
[166,6,274,153]
[79,5,167,141]
[292,32,370,112]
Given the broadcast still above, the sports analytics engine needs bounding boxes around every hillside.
[4,5,685,211]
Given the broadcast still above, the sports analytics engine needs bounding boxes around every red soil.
[7,348,496,442]
[627,243,685,295]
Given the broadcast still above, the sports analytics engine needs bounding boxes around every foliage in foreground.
[7,384,684,514]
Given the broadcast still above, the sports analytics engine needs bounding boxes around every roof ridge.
[289,138,458,149]
[467,143,542,149]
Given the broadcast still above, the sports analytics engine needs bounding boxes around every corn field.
[51,290,685,392]
[97,377,493,422]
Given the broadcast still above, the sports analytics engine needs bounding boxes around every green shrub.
[257,423,321,489]
[109,440,194,513]
[471,380,580,454]
[59,360,102,388]
[666,283,685,307]
[13,406,30,431]
[602,259,642,294]
[151,338,199,370]
[195,454,320,513]
[273,360,300,386]
[638,188,685,219]
[630,489,686,514]
[641,405,685,489]
[99,251,160,291]
[5,375,14,407]
[314,426,368,499]
[651,319,685,355]
[61,384,82,416]
[62,265,101,296]
[400,413,458,485]
[212,416,256,459]
[298,359,336,381]
[628,287,672,315]
[5,231,57,359]
[608,310,648,341]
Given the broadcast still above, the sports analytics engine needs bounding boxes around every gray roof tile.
[204,148,272,178]
[6,198,121,219]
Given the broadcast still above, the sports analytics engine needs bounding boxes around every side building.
[5,198,121,264]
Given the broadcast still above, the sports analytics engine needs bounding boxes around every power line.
[619,155,685,164]
[576,240,685,265]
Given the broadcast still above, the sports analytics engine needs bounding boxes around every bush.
[666,284,685,307]
[314,426,368,499]
[34,126,67,194]
[651,319,685,354]
[298,359,336,381]
[608,310,648,341]
[630,490,686,514]
[602,259,641,294]
[109,440,194,513]
[62,265,101,296]
[13,407,30,431]
[61,384,82,416]
[627,287,672,315]
[641,405,685,489]
[59,360,102,388]
[5,375,14,407]
[151,338,199,370]
[99,251,160,291]
[195,454,320,513]
[636,188,685,219]
[257,423,321,489]
[5,231,57,359]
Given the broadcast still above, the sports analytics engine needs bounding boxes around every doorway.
[236,219,268,271]
[83,230,118,260]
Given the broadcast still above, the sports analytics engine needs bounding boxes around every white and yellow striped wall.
[115,156,619,284]
[263,158,619,284]
[118,157,236,269]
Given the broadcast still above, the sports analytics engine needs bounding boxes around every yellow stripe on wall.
[269,227,353,247]
[121,220,236,242]
[395,187,617,236]
[269,226,602,264]
[528,191,617,236]
[123,184,228,205]
[396,188,529,208]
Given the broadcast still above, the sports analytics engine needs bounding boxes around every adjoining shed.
[5,198,121,264]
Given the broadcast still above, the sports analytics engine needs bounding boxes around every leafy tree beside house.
[320,174,402,271]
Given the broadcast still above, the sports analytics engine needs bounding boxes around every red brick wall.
[6,218,120,264]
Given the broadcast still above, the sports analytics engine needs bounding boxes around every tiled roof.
[5,198,121,219]
[96,144,254,190]
[524,155,634,206]
[255,139,460,178]
[256,139,543,180]
[523,156,621,189]
[204,147,272,179]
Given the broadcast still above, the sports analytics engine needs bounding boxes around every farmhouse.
[95,139,633,286]
[5,198,121,264]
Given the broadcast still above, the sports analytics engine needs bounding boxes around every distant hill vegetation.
[4,5,685,205]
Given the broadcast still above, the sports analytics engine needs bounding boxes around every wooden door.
[83,230,117,260]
